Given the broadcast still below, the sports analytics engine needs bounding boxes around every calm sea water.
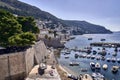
[58,33,120,80]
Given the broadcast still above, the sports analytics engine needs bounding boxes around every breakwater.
[90,42,120,47]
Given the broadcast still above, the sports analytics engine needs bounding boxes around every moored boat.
[95,63,101,69]
[91,55,95,59]
[103,64,108,70]
[111,66,119,73]
[90,62,95,70]
[96,56,101,60]
[65,56,69,59]
[106,58,111,62]
[93,50,97,55]
[111,58,116,62]
[69,62,79,66]
[101,38,106,41]
[75,54,79,58]
[117,58,120,63]
[87,55,91,58]
[88,38,92,40]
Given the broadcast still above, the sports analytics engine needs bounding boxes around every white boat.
[112,52,117,56]
[65,56,69,59]
[117,58,120,63]
[112,66,119,73]
[106,58,111,62]
[80,68,88,72]
[90,62,95,70]
[87,55,91,58]
[69,62,79,66]
[91,55,95,59]
[95,63,101,69]
[96,56,101,60]
[103,64,108,70]
[111,58,116,62]
[92,73,104,79]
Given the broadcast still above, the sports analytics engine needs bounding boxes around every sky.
[19,0,120,31]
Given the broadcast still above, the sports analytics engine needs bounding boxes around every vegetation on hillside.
[0,9,39,48]
[0,0,112,34]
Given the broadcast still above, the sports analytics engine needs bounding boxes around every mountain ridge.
[0,0,112,34]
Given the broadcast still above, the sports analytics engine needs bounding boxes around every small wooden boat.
[103,64,108,70]
[112,66,119,73]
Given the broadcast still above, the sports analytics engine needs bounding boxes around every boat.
[111,58,116,62]
[101,56,105,61]
[65,56,69,59]
[80,68,88,72]
[74,54,79,58]
[96,56,101,60]
[101,38,106,41]
[92,73,104,79]
[111,66,119,73]
[95,63,101,69]
[117,58,120,63]
[112,52,117,56]
[103,64,108,70]
[90,62,95,70]
[64,51,71,55]
[91,55,95,59]
[82,54,87,58]
[87,49,92,54]
[87,55,91,58]
[69,62,79,66]
[67,74,78,80]
[106,58,111,62]
[93,50,97,55]
[88,38,92,40]
[79,54,83,58]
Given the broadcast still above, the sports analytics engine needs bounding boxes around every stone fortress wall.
[0,41,48,80]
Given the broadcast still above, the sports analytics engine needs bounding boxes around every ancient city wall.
[0,41,48,80]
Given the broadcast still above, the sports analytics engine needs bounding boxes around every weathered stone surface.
[0,41,48,80]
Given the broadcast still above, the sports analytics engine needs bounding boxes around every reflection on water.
[58,33,120,80]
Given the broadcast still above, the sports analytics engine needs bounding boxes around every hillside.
[0,0,112,34]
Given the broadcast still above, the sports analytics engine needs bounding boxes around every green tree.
[17,16,40,34]
[0,9,37,48]
[9,32,36,47]
[0,10,22,47]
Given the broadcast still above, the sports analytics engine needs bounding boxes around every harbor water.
[58,33,120,80]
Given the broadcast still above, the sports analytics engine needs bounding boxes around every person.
[85,74,87,79]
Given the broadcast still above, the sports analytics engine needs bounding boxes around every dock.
[90,42,120,47]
